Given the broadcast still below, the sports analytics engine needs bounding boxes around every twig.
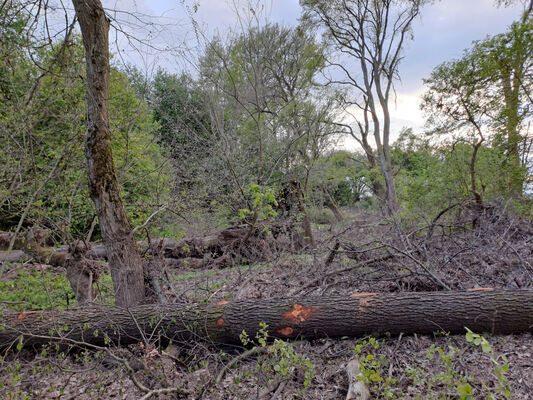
[151,276,166,304]
[216,346,261,384]
[139,387,185,400]
[425,201,470,244]
[216,341,305,384]
[324,241,340,268]
[289,255,393,296]
[501,239,533,282]
[131,204,169,236]
[384,243,451,291]
[270,380,287,400]
[2,333,187,398]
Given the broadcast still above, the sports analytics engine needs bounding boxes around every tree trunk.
[2,290,532,349]
[501,70,523,196]
[323,187,344,222]
[277,180,315,249]
[72,0,145,307]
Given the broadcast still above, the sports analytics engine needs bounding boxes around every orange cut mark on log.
[17,311,38,320]
[216,318,225,326]
[276,326,294,336]
[350,292,377,298]
[282,303,316,324]
[350,293,376,313]
[216,300,231,307]
[467,287,494,291]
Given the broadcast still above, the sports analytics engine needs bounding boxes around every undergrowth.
[353,331,512,400]
[0,268,114,311]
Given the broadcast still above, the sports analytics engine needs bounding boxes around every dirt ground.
[1,206,532,399]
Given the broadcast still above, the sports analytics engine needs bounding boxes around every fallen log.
[1,224,284,267]
[1,289,532,349]
[0,250,27,263]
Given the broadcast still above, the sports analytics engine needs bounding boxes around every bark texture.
[277,180,315,248]
[323,187,344,222]
[72,0,145,306]
[0,217,308,268]
[1,290,532,349]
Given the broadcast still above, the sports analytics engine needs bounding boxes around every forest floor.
[1,205,532,399]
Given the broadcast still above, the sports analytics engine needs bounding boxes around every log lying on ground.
[1,289,532,349]
[0,222,297,267]
[0,250,27,263]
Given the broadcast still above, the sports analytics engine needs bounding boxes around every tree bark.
[323,187,344,222]
[277,180,315,249]
[0,218,307,267]
[72,0,145,307]
[2,290,532,349]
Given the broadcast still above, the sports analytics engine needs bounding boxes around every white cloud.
[98,0,525,153]
[390,89,425,132]
[339,88,426,152]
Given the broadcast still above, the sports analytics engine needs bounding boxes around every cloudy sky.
[103,0,526,148]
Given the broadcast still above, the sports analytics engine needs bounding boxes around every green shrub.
[0,268,115,311]
[308,207,336,225]
[0,268,75,311]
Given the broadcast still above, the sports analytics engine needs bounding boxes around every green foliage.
[465,329,511,399]
[0,268,74,310]
[422,342,475,400]
[196,23,338,215]
[308,150,370,208]
[307,207,336,225]
[148,69,216,211]
[352,337,401,399]
[392,129,523,216]
[350,333,513,400]
[0,8,171,239]
[421,18,532,197]
[408,333,511,400]
[109,68,172,228]
[0,268,115,311]
[150,70,212,152]
[238,184,278,223]
[239,323,316,393]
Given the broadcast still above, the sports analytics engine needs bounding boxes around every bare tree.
[198,22,338,201]
[302,0,424,215]
[72,0,145,307]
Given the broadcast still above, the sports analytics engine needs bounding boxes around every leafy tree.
[178,23,340,217]
[422,18,532,198]
[148,69,218,208]
[308,150,369,209]
[0,8,170,242]
[109,68,171,227]
[392,129,519,215]
[0,3,86,244]
[151,71,212,153]
[203,23,335,180]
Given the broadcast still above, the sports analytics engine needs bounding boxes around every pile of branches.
[289,201,533,298]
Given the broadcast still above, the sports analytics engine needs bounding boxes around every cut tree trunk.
[72,0,145,307]
[1,289,531,349]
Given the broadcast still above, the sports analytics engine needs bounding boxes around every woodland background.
[0,0,532,399]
